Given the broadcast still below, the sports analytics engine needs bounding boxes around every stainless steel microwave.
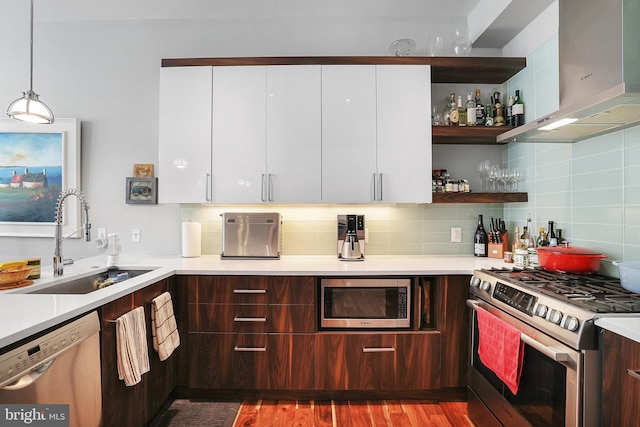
[320,278,411,329]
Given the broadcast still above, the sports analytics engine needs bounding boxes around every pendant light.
[7,0,54,124]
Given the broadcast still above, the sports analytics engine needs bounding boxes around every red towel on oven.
[477,306,525,394]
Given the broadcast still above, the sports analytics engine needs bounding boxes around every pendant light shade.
[7,0,54,124]
[7,90,54,124]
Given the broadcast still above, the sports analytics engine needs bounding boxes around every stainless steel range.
[467,267,640,427]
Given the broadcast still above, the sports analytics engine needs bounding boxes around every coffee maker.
[337,214,365,261]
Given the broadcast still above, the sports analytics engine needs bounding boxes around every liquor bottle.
[475,89,485,126]
[449,93,459,126]
[466,92,476,126]
[506,95,514,127]
[521,226,536,248]
[457,95,466,127]
[536,227,548,247]
[512,90,525,127]
[557,229,565,245]
[493,92,504,126]
[484,103,494,126]
[512,226,526,251]
[547,221,558,246]
[474,215,488,257]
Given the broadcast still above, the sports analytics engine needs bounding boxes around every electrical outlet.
[451,227,462,243]
[131,228,141,243]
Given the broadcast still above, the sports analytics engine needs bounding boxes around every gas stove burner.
[480,267,640,314]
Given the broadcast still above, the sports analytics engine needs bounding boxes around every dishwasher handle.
[2,359,55,391]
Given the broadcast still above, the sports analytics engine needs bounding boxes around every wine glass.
[428,34,444,56]
[477,160,490,191]
[511,167,521,192]
[488,165,499,192]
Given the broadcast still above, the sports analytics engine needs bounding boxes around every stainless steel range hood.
[498,0,640,143]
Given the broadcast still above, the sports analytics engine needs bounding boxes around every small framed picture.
[133,163,154,177]
[126,177,158,204]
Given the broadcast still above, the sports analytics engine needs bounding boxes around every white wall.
[1,12,484,263]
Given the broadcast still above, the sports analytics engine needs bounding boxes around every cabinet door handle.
[234,346,267,352]
[205,173,212,201]
[362,347,395,353]
[378,173,383,201]
[372,173,377,201]
[233,289,267,294]
[261,174,266,201]
[234,317,267,322]
[268,173,273,202]
[627,369,640,381]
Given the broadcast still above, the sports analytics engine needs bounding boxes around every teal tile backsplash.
[179,203,504,257]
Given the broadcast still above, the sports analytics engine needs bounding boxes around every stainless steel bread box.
[221,212,281,259]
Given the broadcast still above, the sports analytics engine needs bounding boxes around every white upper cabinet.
[158,66,212,203]
[159,63,431,204]
[376,65,432,203]
[266,66,322,202]
[211,66,267,203]
[322,65,432,203]
[211,65,322,203]
[321,65,378,203]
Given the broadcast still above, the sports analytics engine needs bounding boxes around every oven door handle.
[467,299,570,363]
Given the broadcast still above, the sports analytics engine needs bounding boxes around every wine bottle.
[457,95,466,127]
[449,93,459,126]
[475,89,485,126]
[512,226,526,251]
[484,103,494,126]
[506,95,514,127]
[474,215,488,257]
[547,221,558,246]
[466,92,476,126]
[512,90,525,127]
[536,227,548,247]
[493,92,504,126]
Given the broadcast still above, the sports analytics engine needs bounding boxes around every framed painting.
[126,177,157,204]
[0,118,81,238]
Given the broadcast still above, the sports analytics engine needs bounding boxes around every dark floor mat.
[149,399,241,427]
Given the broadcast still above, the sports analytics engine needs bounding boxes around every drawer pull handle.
[362,347,395,353]
[234,317,267,323]
[234,346,267,352]
[627,369,640,381]
[233,289,267,294]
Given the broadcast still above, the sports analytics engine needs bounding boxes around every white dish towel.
[151,291,180,361]
[116,306,150,386]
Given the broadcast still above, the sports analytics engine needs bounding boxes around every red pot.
[536,245,607,274]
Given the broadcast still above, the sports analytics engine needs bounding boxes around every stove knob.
[470,277,481,287]
[562,316,580,332]
[535,304,548,318]
[548,309,563,325]
[480,281,491,292]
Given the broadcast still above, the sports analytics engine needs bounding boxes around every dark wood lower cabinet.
[602,330,640,426]
[98,274,469,423]
[315,332,441,391]
[100,278,181,427]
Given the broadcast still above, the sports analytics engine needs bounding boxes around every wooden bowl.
[0,266,34,286]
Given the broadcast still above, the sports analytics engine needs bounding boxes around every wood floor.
[232,400,474,427]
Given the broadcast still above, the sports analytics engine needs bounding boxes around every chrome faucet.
[53,188,91,276]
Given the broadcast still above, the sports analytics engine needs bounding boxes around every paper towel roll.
[181,221,201,258]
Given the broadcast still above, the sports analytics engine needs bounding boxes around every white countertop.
[0,254,506,349]
[595,317,640,343]
[3,254,639,348]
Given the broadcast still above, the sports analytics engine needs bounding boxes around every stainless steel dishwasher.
[0,311,102,427]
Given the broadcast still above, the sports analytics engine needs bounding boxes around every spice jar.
[26,258,41,280]
[514,249,528,267]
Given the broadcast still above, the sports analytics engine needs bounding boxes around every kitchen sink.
[27,268,155,294]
